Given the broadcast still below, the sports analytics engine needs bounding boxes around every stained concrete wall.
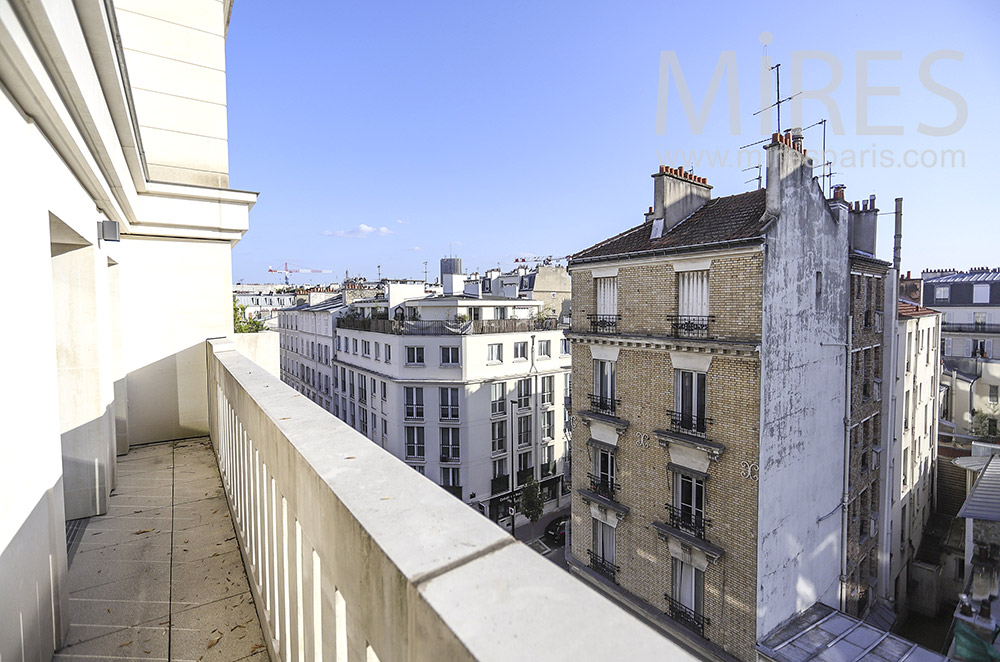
[756,140,850,637]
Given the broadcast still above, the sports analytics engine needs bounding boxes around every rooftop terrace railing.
[336,317,561,335]
[207,339,697,662]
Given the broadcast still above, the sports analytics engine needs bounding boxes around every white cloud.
[408,246,422,252]
[396,218,408,224]
[322,224,392,239]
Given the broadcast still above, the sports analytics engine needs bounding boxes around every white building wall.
[756,143,850,637]
[0,1,253,658]
[887,311,941,612]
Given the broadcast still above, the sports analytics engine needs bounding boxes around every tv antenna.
[742,164,762,190]
[753,63,800,134]
[802,119,829,195]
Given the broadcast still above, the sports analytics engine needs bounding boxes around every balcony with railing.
[666,409,711,437]
[442,484,463,499]
[587,550,619,583]
[666,504,710,540]
[587,472,620,502]
[588,393,621,418]
[587,314,620,334]
[942,321,1000,334]
[517,466,535,486]
[491,474,510,495]
[665,314,714,340]
[337,316,561,335]
[664,594,709,637]
[541,460,557,478]
[205,339,696,661]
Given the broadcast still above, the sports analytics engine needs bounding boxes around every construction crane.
[267,262,335,286]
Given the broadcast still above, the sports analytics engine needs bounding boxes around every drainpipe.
[841,318,854,611]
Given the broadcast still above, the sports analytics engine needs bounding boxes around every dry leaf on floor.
[250,644,265,653]
[120,641,131,647]
[208,635,222,649]
[133,529,154,535]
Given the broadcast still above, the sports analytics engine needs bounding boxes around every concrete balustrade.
[206,338,697,661]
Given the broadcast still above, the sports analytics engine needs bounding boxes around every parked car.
[544,515,569,546]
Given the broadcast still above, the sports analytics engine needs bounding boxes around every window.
[349,403,356,427]
[541,375,554,405]
[496,307,508,320]
[470,307,481,321]
[564,374,572,400]
[675,370,707,434]
[561,338,571,355]
[516,378,532,409]
[374,343,380,360]
[991,385,999,404]
[440,387,459,420]
[381,381,387,401]
[405,426,425,459]
[592,518,615,566]
[411,464,425,476]
[440,346,460,366]
[404,387,424,419]
[405,346,425,365]
[595,448,615,487]
[385,344,391,363]
[542,410,554,439]
[974,283,990,304]
[359,409,368,435]
[593,359,616,414]
[492,458,507,478]
[934,285,949,303]
[671,558,704,621]
[440,467,460,488]
[538,340,551,358]
[440,428,460,462]
[358,378,367,404]
[595,277,618,316]
[514,341,528,360]
[518,451,532,472]
[488,343,503,363]
[362,340,371,356]
[352,338,358,354]
[675,472,706,532]
[677,270,709,319]
[349,371,355,398]
[518,415,532,447]
[491,421,506,454]
[491,382,506,416]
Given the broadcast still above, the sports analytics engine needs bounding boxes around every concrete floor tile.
[57,439,270,660]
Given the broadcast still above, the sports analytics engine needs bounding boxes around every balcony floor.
[56,438,270,661]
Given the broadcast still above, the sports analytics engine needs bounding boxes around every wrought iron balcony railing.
[665,314,713,339]
[588,314,620,334]
[666,409,710,436]
[587,550,619,582]
[541,460,557,478]
[337,316,561,335]
[588,393,620,417]
[440,452,460,463]
[942,322,1000,334]
[587,473,620,502]
[442,484,463,499]
[664,594,709,636]
[666,504,710,540]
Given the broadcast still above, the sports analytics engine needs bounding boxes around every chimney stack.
[647,165,712,238]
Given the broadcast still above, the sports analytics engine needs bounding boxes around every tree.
[233,297,266,333]
[519,475,544,523]
[970,403,1000,444]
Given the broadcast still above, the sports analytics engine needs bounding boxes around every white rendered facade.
[880,303,941,615]
[0,0,254,658]
[279,278,573,525]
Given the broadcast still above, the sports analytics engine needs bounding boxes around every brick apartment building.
[566,131,896,661]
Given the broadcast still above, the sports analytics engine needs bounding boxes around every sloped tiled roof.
[926,270,1000,283]
[898,300,939,319]
[572,189,769,262]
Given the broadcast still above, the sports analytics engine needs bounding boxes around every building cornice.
[568,332,759,359]
[568,239,764,272]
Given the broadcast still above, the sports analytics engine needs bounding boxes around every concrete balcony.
[205,339,698,661]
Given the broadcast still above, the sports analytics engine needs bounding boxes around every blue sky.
[227,0,1000,285]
